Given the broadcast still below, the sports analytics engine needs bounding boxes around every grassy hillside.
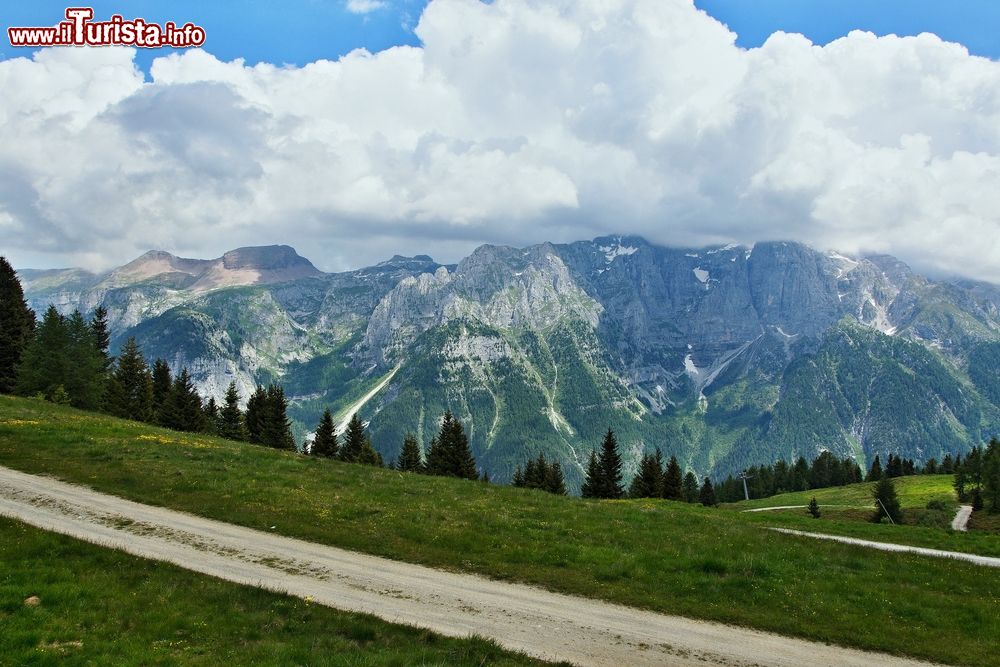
[734,475,958,510]
[0,518,550,666]
[1,396,999,667]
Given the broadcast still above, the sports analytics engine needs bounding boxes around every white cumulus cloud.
[1,0,999,283]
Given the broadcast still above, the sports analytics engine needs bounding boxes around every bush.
[925,499,949,511]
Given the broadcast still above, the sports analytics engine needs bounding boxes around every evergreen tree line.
[578,429,707,504]
[512,453,567,495]
[309,408,482,480]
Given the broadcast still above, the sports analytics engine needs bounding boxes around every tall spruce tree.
[89,306,112,374]
[682,471,699,503]
[203,397,220,434]
[662,455,683,500]
[339,412,381,465]
[629,450,663,498]
[544,460,567,495]
[597,429,623,499]
[244,385,267,443]
[872,475,903,524]
[104,337,153,421]
[218,382,246,441]
[312,408,339,458]
[396,433,423,471]
[866,455,883,482]
[581,450,601,498]
[158,368,205,432]
[151,359,172,417]
[0,256,35,394]
[425,411,477,479]
[16,305,69,400]
[699,477,717,506]
[65,310,104,410]
[260,384,295,450]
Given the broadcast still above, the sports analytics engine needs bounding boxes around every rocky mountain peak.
[221,245,317,272]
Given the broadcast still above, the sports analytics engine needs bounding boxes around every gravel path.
[768,527,999,567]
[0,465,942,667]
[950,505,973,532]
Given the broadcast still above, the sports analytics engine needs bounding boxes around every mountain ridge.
[17,237,1000,488]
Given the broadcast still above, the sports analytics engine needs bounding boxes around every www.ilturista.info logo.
[8,7,206,48]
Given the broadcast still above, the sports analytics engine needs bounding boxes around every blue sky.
[2,0,997,74]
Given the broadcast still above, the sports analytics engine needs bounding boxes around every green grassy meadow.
[0,517,552,666]
[1,396,999,666]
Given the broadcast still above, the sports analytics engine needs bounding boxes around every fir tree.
[807,497,821,519]
[629,449,663,498]
[151,359,172,416]
[244,385,267,444]
[595,429,623,499]
[872,475,903,523]
[16,305,68,400]
[104,337,153,422]
[984,438,1000,513]
[0,256,35,394]
[260,384,295,450]
[395,433,423,472]
[866,455,883,482]
[544,460,567,495]
[65,310,104,410]
[662,455,683,500]
[158,368,205,432]
[218,382,246,441]
[581,450,601,498]
[89,306,112,374]
[682,471,699,503]
[312,408,339,458]
[203,397,220,434]
[339,413,367,462]
[425,411,477,479]
[699,477,717,506]
[512,465,525,487]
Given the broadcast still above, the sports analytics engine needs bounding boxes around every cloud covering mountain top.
[2,0,999,281]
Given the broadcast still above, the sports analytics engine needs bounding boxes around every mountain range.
[19,237,1000,490]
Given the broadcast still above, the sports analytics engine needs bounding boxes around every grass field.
[726,475,1000,556]
[0,517,551,666]
[2,395,999,667]
[732,475,958,511]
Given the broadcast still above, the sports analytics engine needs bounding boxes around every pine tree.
[158,368,205,432]
[104,337,153,421]
[151,359,172,417]
[596,429,623,499]
[260,384,295,450]
[984,438,1000,513]
[203,397,220,434]
[89,306,112,374]
[682,471,699,503]
[65,310,104,410]
[16,305,68,399]
[425,411,477,479]
[872,475,903,524]
[544,460,567,495]
[340,413,367,462]
[218,382,246,441]
[866,455,883,482]
[807,497,821,518]
[581,450,601,498]
[699,477,717,506]
[312,408,339,458]
[244,385,267,443]
[0,256,35,394]
[396,433,423,471]
[662,455,683,500]
[629,450,663,498]
[512,465,525,487]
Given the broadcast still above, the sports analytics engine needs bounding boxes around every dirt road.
[768,527,999,568]
[0,465,940,667]
[950,505,973,532]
